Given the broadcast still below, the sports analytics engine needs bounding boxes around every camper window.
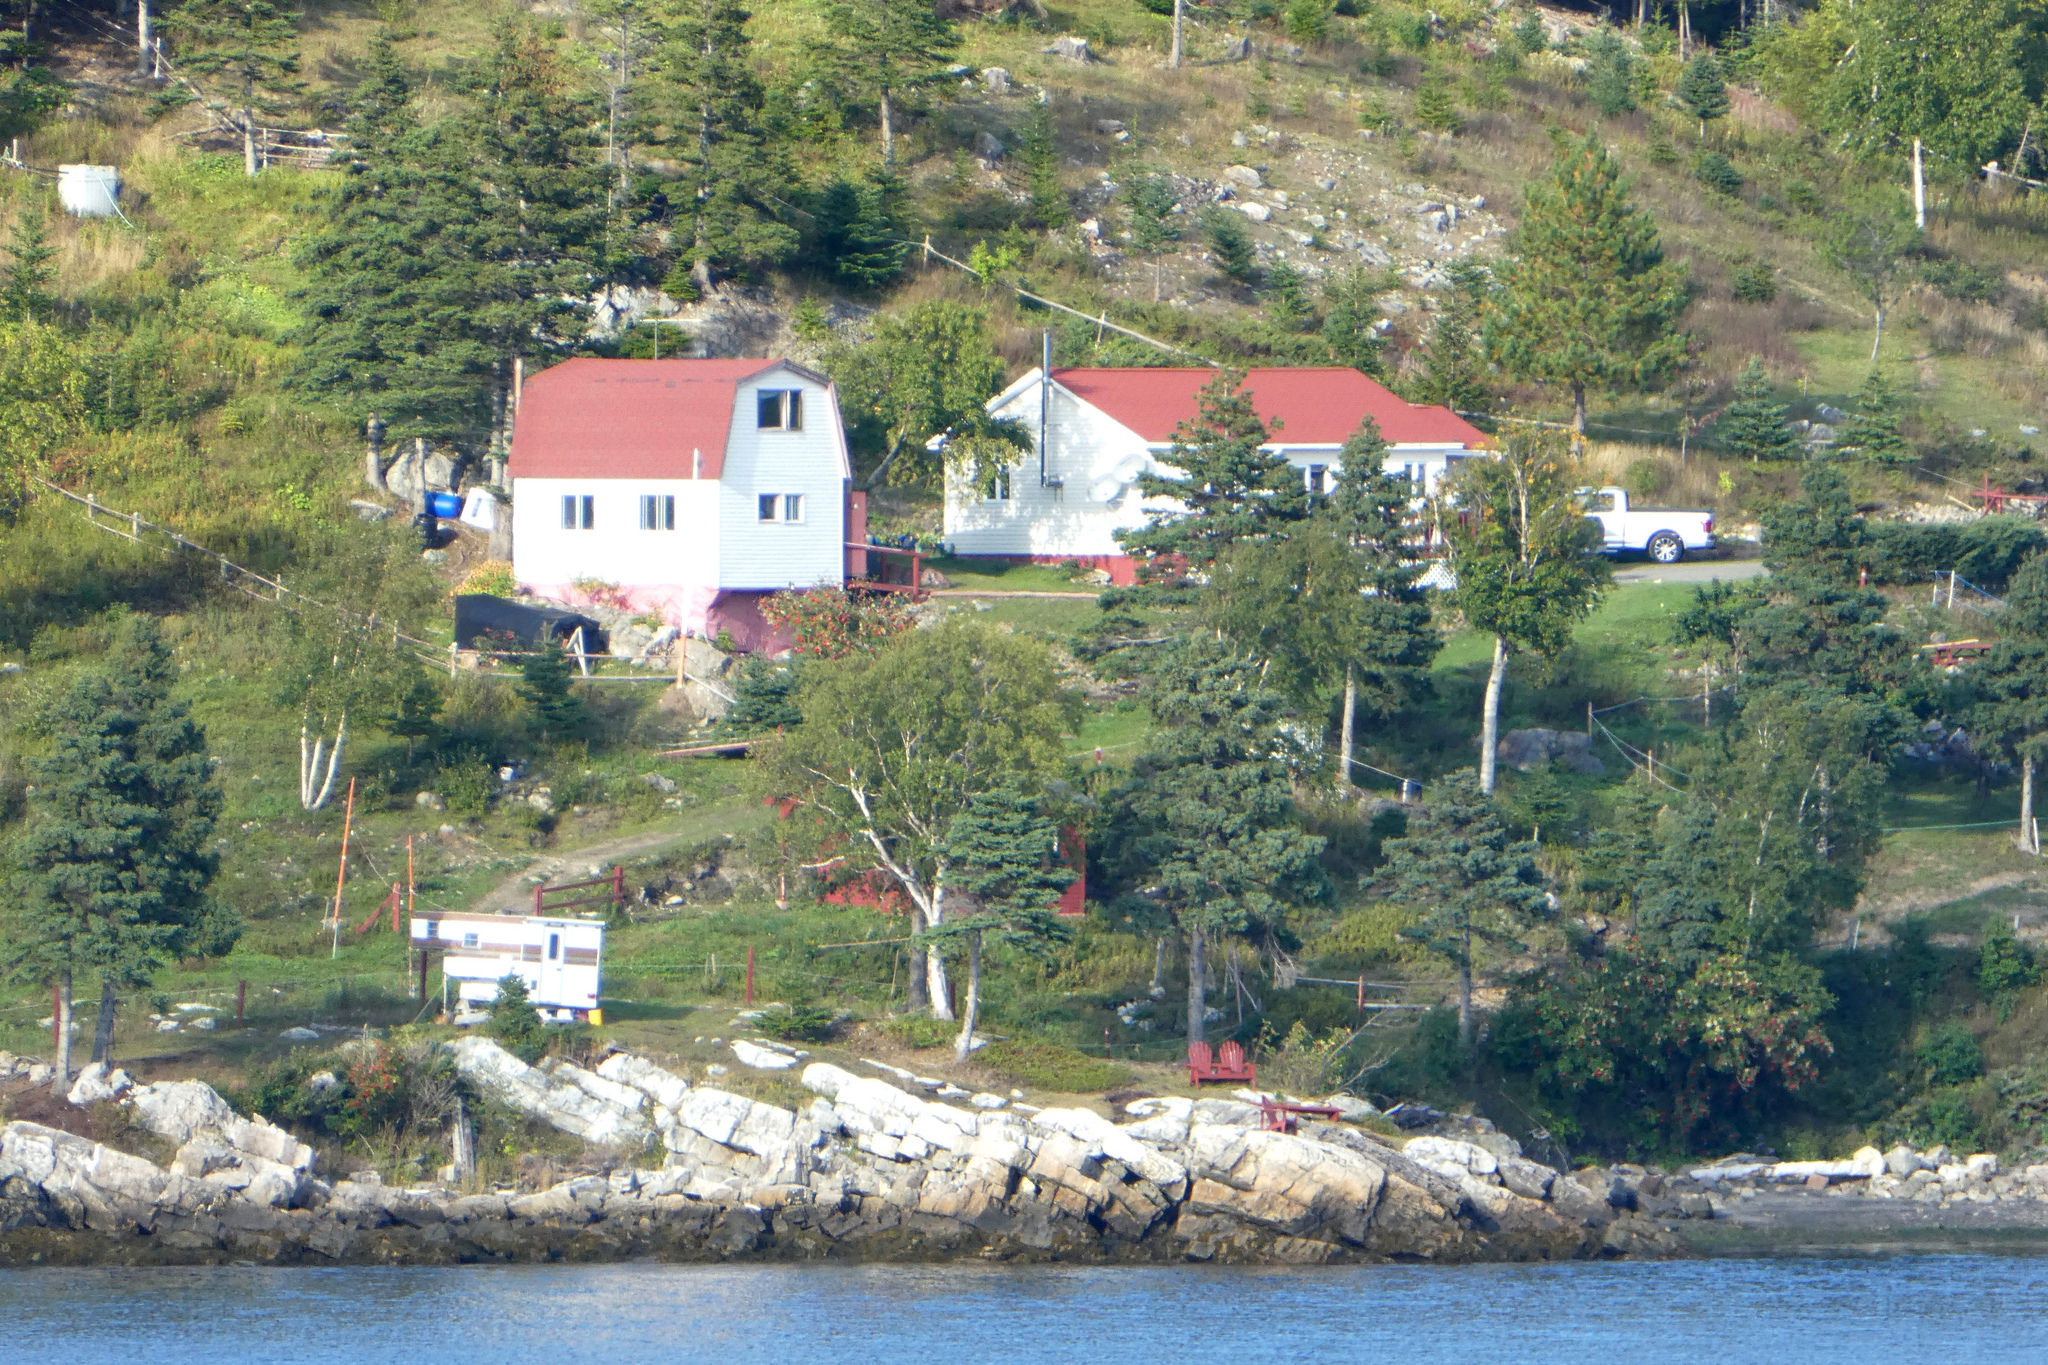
[548,933,560,961]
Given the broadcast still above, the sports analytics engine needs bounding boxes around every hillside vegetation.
[6,0,2048,1174]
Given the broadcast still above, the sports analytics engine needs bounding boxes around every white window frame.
[984,466,1013,502]
[1305,464,1329,496]
[757,493,779,522]
[640,493,676,530]
[781,493,805,523]
[561,494,594,530]
[756,388,805,431]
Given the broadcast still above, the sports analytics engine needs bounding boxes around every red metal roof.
[1052,367,1487,447]
[510,357,788,480]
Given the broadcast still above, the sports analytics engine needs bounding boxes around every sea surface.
[4,1255,2046,1363]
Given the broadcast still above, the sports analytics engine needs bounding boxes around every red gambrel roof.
[1052,366,1487,448]
[510,357,791,480]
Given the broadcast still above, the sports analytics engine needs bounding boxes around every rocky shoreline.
[5,1041,2044,1267]
[0,1040,1690,1267]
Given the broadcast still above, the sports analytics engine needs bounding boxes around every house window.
[760,493,804,522]
[461,932,479,950]
[756,389,804,431]
[1305,464,1329,496]
[782,493,805,523]
[757,493,778,522]
[560,494,594,530]
[640,494,676,530]
[985,466,1013,502]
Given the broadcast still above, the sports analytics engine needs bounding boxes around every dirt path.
[468,802,772,915]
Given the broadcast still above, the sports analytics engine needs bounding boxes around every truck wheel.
[1647,532,1685,564]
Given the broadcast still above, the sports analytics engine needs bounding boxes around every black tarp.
[453,595,606,652]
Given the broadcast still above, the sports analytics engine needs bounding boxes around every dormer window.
[757,389,804,431]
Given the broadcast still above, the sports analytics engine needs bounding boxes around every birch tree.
[1438,433,1609,794]
[763,621,1076,1019]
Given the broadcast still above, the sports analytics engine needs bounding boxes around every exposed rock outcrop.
[0,1042,1691,1266]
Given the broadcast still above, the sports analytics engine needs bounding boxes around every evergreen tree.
[294,30,605,448]
[1265,260,1314,332]
[935,784,1074,1062]
[1203,207,1258,283]
[723,657,805,733]
[656,0,798,289]
[165,0,303,177]
[1379,769,1548,1047]
[1117,370,1309,566]
[1320,264,1390,378]
[5,618,230,1089]
[1838,370,1910,466]
[1115,646,1326,1043]
[1412,71,1461,133]
[487,973,548,1061]
[1678,51,1730,140]
[1717,356,1797,463]
[1409,260,1490,412]
[519,637,590,744]
[822,0,958,167]
[1124,170,1182,253]
[1018,100,1067,228]
[1586,31,1638,117]
[810,174,910,289]
[1511,9,1547,54]
[1,201,55,324]
[1487,132,1690,441]
[1440,433,1610,793]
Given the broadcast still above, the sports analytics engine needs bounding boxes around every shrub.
[1285,0,1330,44]
[1645,137,1679,166]
[1730,259,1779,303]
[488,974,548,1063]
[1919,1022,1985,1086]
[1694,151,1743,195]
[1921,257,2002,305]
[758,1004,839,1042]
[1978,917,2038,1016]
[976,1038,1134,1092]
[1510,9,1547,54]
[1624,457,1672,500]
[457,559,516,599]
[437,752,495,818]
[1254,1019,1354,1095]
[884,1014,955,1049]
[1412,73,1461,134]
[1861,515,2047,590]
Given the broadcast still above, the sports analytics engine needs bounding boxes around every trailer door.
[538,928,568,1008]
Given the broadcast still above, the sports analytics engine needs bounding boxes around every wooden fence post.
[745,945,756,1005]
[236,979,247,1025]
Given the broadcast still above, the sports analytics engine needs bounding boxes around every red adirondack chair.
[1187,1039,1257,1086]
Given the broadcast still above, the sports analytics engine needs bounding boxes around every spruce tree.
[164,0,304,176]
[1409,260,1490,412]
[656,0,798,290]
[1203,207,1258,284]
[1679,51,1730,140]
[1124,171,1182,254]
[1320,264,1390,377]
[1117,370,1309,565]
[294,30,605,447]
[1586,31,1638,117]
[519,637,590,744]
[1018,100,1067,228]
[1486,131,1690,440]
[811,174,910,289]
[1511,9,1547,54]
[1379,769,1548,1048]
[5,618,230,1089]
[936,784,1074,1063]
[1718,356,1797,463]
[1838,370,1911,466]
[1116,646,1326,1044]
[1412,71,1461,133]
[822,0,958,168]
[1,202,56,324]
[1266,260,1314,332]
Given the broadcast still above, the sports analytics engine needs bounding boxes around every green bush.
[1921,257,2002,305]
[1624,457,1672,500]
[1285,0,1330,43]
[1919,1022,1985,1086]
[884,1014,955,1049]
[1730,259,1778,303]
[1694,151,1743,195]
[488,974,549,1063]
[758,1004,839,1042]
[1861,516,2047,590]
[976,1037,1134,1092]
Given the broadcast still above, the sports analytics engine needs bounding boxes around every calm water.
[4,1256,2046,1363]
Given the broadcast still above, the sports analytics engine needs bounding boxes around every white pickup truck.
[1580,486,1716,564]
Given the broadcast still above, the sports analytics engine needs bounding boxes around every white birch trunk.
[1337,663,1357,793]
[952,931,982,1063]
[1479,636,1508,794]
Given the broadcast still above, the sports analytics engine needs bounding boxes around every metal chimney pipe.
[1039,330,1051,488]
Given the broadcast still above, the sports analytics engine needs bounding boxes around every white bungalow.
[942,366,1489,584]
[509,357,855,650]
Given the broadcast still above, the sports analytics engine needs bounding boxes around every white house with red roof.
[509,357,852,649]
[943,366,1488,583]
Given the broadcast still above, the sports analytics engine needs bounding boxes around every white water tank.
[57,164,121,218]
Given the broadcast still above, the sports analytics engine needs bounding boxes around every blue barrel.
[424,491,463,518]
